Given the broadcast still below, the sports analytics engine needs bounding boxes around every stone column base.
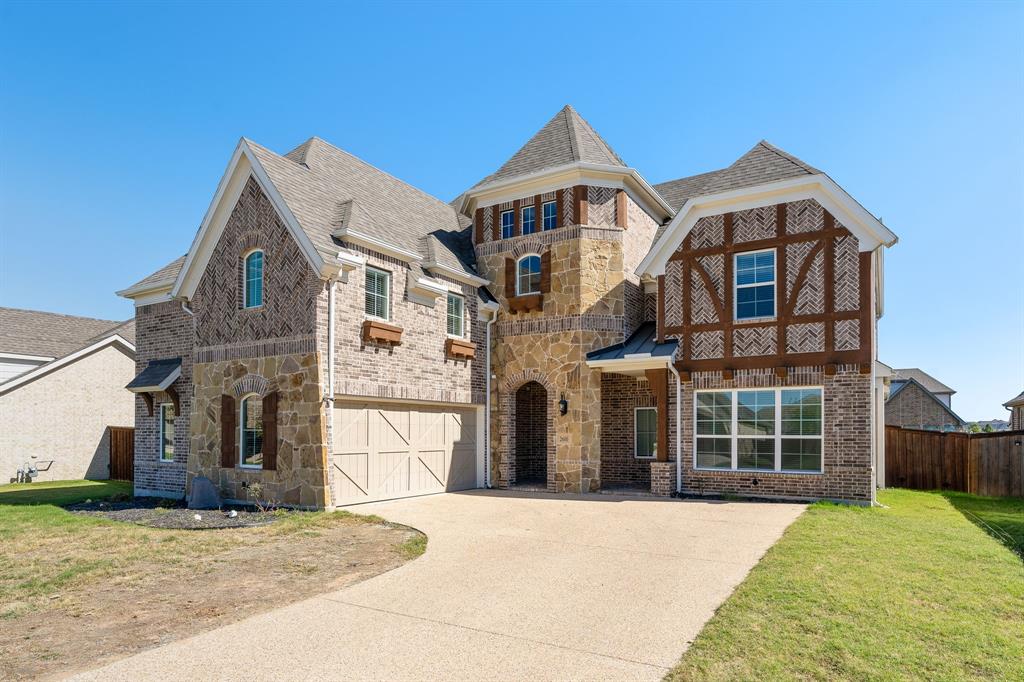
[650,461,675,496]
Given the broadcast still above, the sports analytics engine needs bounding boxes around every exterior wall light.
[558,393,568,416]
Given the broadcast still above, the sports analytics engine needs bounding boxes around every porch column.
[645,367,669,463]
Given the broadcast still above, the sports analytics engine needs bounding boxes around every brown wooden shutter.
[261,391,278,471]
[474,208,484,244]
[540,251,552,293]
[220,394,236,468]
[492,205,501,241]
[504,257,516,298]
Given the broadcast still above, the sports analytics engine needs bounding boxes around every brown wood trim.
[573,185,588,225]
[555,189,565,229]
[722,369,734,380]
[615,189,627,229]
[165,385,181,416]
[667,311,860,337]
[782,240,825,319]
[474,207,484,244]
[508,293,543,313]
[824,363,838,376]
[679,371,691,382]
[261,391,278,471]
[668,226,848,262]
[645,368,669,462]
[534,194,542,233]
[692,258,727,323]
[775,366,788,379]
[723,213,734,362]
[445,338,477,360]
[656,274,666,343]
[776,204,788,363]
[859,362,872,375]
[220,393,235,468]
[513,199,521,237]
[141,392,154,417]
[859,251,873,360]
[823,211,835,357]
[362,319,403,345]
[539,251,552,293]
[491,205,500,241]
[504,257,516,299]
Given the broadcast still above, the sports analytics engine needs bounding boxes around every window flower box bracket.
[362,319,403,346]
[445,338,476,360]
[508,293,543,313]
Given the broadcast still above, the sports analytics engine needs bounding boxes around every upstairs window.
[516,255,541,295]
[521,205,536,235]
[542,201,557,230]
[239,395,263,468]
[243,250,264,308]
[501,210,514,239]
[447,293,465,337]
[735,249,775,320]
[365,267,391,321]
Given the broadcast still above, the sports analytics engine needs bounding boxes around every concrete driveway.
[73,490,804,681]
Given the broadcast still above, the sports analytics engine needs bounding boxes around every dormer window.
[734,249,775,320]
[516,255,542,295]
[501,210,514,239]
[243,250,264,308]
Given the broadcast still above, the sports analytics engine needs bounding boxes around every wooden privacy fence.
[885,426,1024,497]
[108,426,135,481]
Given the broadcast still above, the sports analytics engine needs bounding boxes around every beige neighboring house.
[0,307,136,483]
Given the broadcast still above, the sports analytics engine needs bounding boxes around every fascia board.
[0,335,135,395]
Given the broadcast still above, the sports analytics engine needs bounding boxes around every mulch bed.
[66,497,295,529]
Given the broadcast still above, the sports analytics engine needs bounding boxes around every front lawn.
[669,489,1024,681]
[943,490,1024,558]
[0,480,424,680]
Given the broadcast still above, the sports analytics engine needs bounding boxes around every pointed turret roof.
[472,105,627,188]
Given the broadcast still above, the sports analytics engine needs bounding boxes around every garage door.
[331,401,480,505]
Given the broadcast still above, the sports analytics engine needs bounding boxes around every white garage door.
[331,401,480,506]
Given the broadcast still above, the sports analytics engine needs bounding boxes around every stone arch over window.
[231,373,271,398]
[498,369,557,490]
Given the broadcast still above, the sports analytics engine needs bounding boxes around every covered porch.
[586,323,679,496]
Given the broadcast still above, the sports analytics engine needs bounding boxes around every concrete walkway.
[72,490,804,681]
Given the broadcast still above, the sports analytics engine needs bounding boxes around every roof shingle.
[0,307,133,358]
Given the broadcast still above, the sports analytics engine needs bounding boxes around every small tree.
[983,423,995,433]
[967,422,981,433]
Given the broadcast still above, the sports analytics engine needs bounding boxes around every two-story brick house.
[120,105,897,507]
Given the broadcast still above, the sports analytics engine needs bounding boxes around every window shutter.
[474,208,484,244]
[540,251,552,293]
[504,258,516,298]
[261,391,278,471]
[220,394,236,468]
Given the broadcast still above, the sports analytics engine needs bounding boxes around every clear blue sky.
[1,1,1021,420]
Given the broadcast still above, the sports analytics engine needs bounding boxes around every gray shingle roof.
[1004,390,1024,408]
[0,307,133,358]
[892,368,955,395]
[247,137,476,278]
[471,105,626,189]
[652,169,727,212]
[125,255,186,292]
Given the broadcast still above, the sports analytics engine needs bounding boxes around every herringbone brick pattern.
[193,177,319,350]
[786,241,814,300]
[785,198,824,234]
[793,249,825,315]
[786,322,825,354]
[833,235,859,311]
[687,214,725,250]
[834,319,860,351]
[691,330,724,360]
[561,188,573,227]
[732,205,777,243]
[665,261,685,327]
[690,268,717,325]
[733,325,777,357]
[587,186,616,226]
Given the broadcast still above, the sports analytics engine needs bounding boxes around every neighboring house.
[120,105,897,507]
[1005,391,1024,430]
[0,307,136,482]
[884,366,965,431]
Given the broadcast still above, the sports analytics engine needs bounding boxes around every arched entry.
[514,381,548,485]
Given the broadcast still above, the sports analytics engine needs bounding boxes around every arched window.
[239,394,263,468]
[516,255,541,295]
[243,250,264,308]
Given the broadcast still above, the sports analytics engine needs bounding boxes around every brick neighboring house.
[884,366,965,432]
[0,307,135,482]
[120,105,898,507]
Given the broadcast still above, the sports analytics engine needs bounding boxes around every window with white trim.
[734,249,775,320]
[635,407,657,459]
[159,403,175,462]
[243,250,264,308]
[516,255,541,295]
[447,292,464,337]
[239,394,263,468]
[542,201,557,230]
[521,205,535,235]
[501,210,514,239]
[364,267,390,320]
[695,387,823,473]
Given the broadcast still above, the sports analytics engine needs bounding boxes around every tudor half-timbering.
[121,105,896,507]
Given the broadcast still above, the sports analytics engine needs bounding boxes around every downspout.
[484,308,498,487]
[180,299,194,317]
[667,361,682,495]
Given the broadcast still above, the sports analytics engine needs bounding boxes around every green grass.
[942,491,1024,559]
[668,489,1024,681]
[0,479,132,506]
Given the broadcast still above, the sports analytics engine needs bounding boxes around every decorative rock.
[189,476,221,510]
